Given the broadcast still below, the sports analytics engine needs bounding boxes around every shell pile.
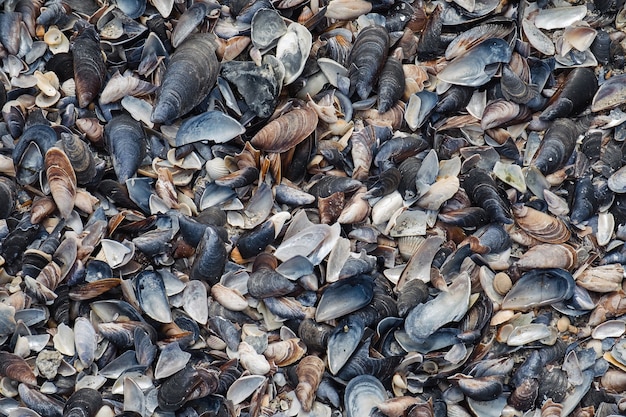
[4,0,626,417]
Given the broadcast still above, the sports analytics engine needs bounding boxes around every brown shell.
[30,196,56,224]
[512,204,570,244]
[514,243,577,270]
[508,378,539,412]
[76,118,104,146]
[600,369,626,392]
[264,338,307,367]
[406,399,434,417]
[250,107,318,153]
[576,264,624,293]
[45,147,77,219]
[295,355,325,412]
[0,351,38,385]
[541,399,563,417]
[68,278,122,301]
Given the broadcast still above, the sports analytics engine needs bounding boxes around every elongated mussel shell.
[60,133,97,185]
[378,57,405,114]
[105,114,146,183]
[348,25,389,100]
[315,275,374,322]
[513,204,571,243]
[63,388,102,417]
[189,225,226,285]
[437,38,512,87]
[72,24,106,108]
[135,270,172,323]
[151,33,219,124]
[45,147,77,220]
[462,168,513,224]
[250,106,318,153]
[540,68,597,121]
[532,118,578,175]
[501,268,575,311]
[0,351,38,385]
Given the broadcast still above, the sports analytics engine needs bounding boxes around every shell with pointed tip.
[105,114,146,183]
[71,25,106,108]
[296,355,325,412]
[44,147,76,219]
[250,107,318,153]
[378,57,405,114]
[501,268,575,311]
[151,34,219,124]
[0,352,38,385]
[437,38,511,87]
[63,388,102,417]
[512,204,571,243]
[348,25,389,100]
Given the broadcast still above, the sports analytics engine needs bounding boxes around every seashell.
[600,369,626,392]
[576,264,624,293]
[18,384,64,417]
[276,23,312,85]
[405,90,437,131]
[226,374,266,405]
[540,68,597,121]
[344,374,388,417]
[63,388,102,417]
[71,24,106,108]
[348,25,389,100]
[325,0,372,20]
[221,56,283,118]
[45,147,76,220]
[378,57,405,114]
[437,38,511,87]
[105,114,146,183]
[515,244,577,270]
[462,168,513,224]
[44,26,70,54]
[171,3,208,48]
[513,204,570,243]
[211,283,248,311]
[99,71,157,105]
[251,8,287,50]
[296,355,325,412]
[508,378,538,412]
[264,338,307,366]
[481,99,532,130]
[189,226,226,285]
[175,110,245,147]
[405,272,471,342]
[315,275,374,322]
[501,268,575,311]
[457,375,504,401]
[238,341,271,375]
[0,352,37,385]
[534,5,588,30]
[250,106,318,153]
[135,270,172,323]
[591,73,626,112]
[151,34,219,124]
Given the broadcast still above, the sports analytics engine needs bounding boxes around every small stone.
[36,350,63,379]
[557,316,570,333]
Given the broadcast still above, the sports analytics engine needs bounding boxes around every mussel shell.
[189,225,227,285]
[348,25,390,100]
[315,275,374,322]
[105,114,146,183]
[501,268,575,311]
[151,34,220,124]
[63,388,102,417]
[377,57,405,114]
[344,375,388,417]
[72,25,106,108]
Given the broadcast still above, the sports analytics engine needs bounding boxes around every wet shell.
[348,25,390,100]
[151,34,220,124]
[71,24,106,108]
[513,204,571,243]
[45,147,77,220]
[250,107,318,153]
